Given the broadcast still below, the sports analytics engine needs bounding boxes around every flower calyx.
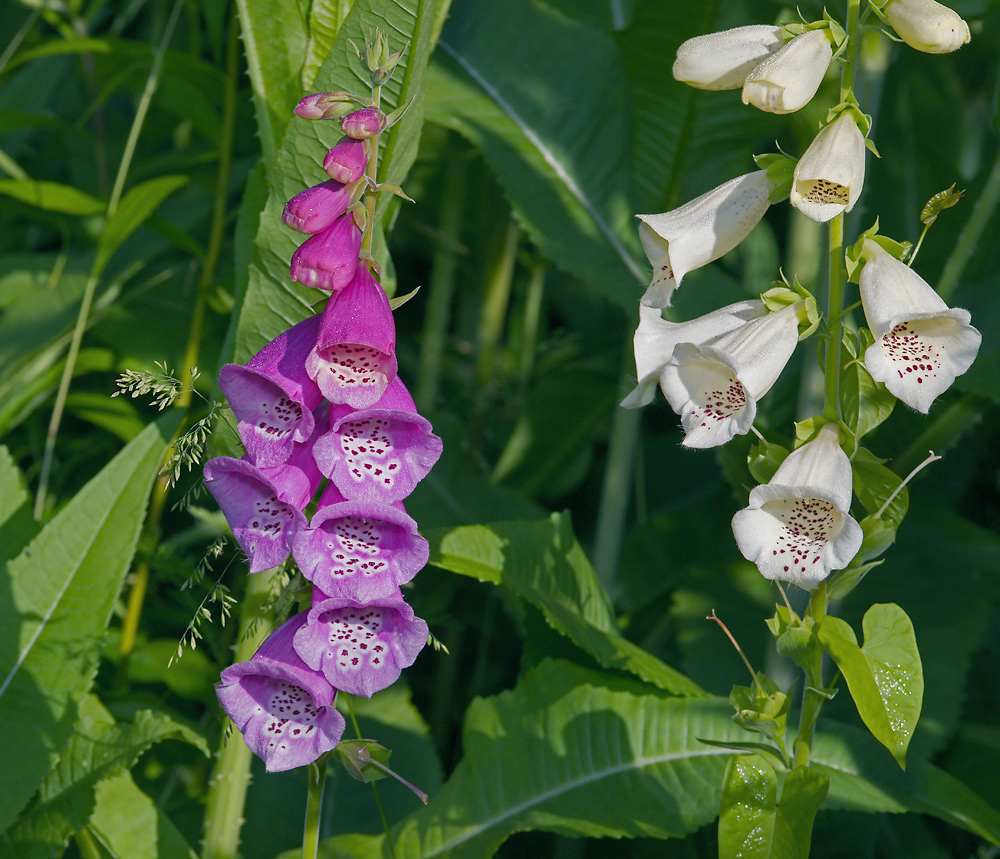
[753,151,797,202]
[761,283,821,339]
[351,30,409,87]
[730,672,792,751]
[845,220,909,283]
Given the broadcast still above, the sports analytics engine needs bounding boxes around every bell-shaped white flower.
[732,423,863,589]
[884,0,970,53]
[790,113,866,223]
[637,171,774,308]
[657,303,802,448]
[622,300,765,408]
[742,29,833,114]
[859,239,981,413]
[673,25,785,91]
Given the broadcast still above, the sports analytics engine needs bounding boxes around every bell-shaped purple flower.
[203,454,315,573]
[283,179,361,235]
[305,265,398,408]
[313,375,442,504]
[341,108,386,140]
[293,483,429,602]
[217,612,345,772]
[219,315,323,469]
[293,590,428,698]
[324,136,368,184]
[290,212,363,291]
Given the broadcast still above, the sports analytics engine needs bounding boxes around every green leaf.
[95,175,189,275]
[718,757,828,859]
[851,447,908,530]
[426,0,645,312]
[0,414,180,831]
[0,179,105,215]
[232,0,447,361]
[840,329,896,442]
[0,446,36,568]
[818,605,923,769]
[87,771,198,859]
[427,514,704,696]
[303,0,355,90]
[0,695,207,857]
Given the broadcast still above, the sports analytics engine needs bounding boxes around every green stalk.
[475,217,519,390]
[302,760,328,859]
[201,571,277,859]
[792,582,828,768]
[362,84,383,255]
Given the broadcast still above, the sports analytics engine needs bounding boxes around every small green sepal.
[754,152,797,202]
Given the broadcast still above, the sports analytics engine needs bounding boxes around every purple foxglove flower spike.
[305,265,398,408]
[341,108,386,140]
[293,590,428,698]
[217,612,345,772]
[293,483,429,602]
[219,315,324,469]
[313,375,443,504]
[732,423,863,589]
[622,300,765,408]
[283,179,361,235]
[324,136,368,184]
[290,212,363,291]
[859,239,981,413]
[203,456,309,573]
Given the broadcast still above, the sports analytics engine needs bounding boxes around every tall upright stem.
[362,85,383,255]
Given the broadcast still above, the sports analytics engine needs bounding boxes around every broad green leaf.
[0,179,104,215]
[303,0,355,89]
[427,514,704,696]
[311,661,1000,859]
[840,330,895,442]
[851,448,908,530]
[0,446,35,568]
[88,771,198,859]
[234,0,308,166]
[232,0,448,361]
[718,757,828,859]
[818,605,923,769]
[0,414,179,831]
[95,175,189,275]
[427,0,644,312]
[0,695,207,858]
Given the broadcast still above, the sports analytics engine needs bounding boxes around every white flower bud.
[742,29,833,114]
[884,0,970,53]
[790,113,867,223]
[673,25,785,91]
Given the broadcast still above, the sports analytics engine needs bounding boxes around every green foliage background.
[1,0,999,857]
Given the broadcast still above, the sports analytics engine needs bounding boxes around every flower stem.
[344,696,397,859]
[302,760,328,859]
[792,581,828,768]
[362,84,383,255]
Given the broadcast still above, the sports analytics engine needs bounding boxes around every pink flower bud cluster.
[205,105,439,772]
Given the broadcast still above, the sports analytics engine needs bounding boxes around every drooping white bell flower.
[742,29,833,114]
[732,423,863,589]
[790,113,867,223]
[884,0,970,53]
[637,171,774,308]
[673,25,785,91]
[622,300,765,408]
[859,239,981,413]
[657,303,802,448]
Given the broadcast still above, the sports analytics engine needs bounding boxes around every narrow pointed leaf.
[0,179,105,215]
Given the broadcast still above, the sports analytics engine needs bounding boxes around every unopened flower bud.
[323,136,368,184]
[341,108,386,140]
[884,0,970,53]
[283,180,361,235]
[289,214,363,291]
[742,29,833,114]
[673,25,784,91]
[295,91,357,120]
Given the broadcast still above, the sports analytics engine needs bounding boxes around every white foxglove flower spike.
[859,239,981,413]
[732,423,863,589]
[622,300,765,408]
[658,303,803,448]
[790,113,867,223]
[884,0,970,53]
[637,171,774,308]
[742,29,833,114]
[673,25,784,91]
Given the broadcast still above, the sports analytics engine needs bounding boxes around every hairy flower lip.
[636,171,773,308]
[672,24,785,90]
[741,29,833,114]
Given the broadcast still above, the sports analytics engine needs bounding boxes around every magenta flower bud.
[323,136,368,184]
[341,108,386,140]
[292,590,428,698]
[294,91,356,120]
[217,612,345,772]
[283,180,359,235]
[293,482,429,602]
[314,375,442,504]
[289,213,363,291]
[305,265,398,408]
[218,315,323,468]
[203,456,309,573]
